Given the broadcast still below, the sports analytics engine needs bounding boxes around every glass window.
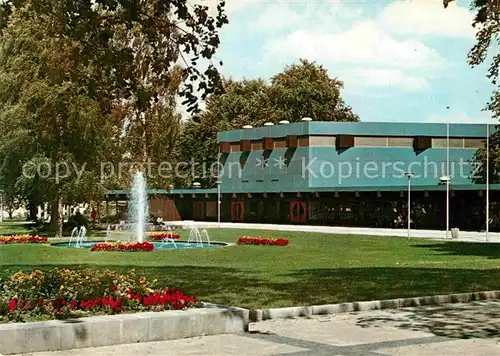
[355,137,387,147]
[464,138,485,148]
[432,138,464,148]
[252,141,262,150]
[388,137,413,147]
[230,143,240,152]
[309,136,336,147]
[274,138,286,148]
[298,136,310,147]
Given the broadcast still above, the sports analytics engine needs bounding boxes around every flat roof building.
[107,121,498,231]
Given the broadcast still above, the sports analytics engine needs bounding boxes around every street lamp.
[486,123,490,242]
[439,175,451,238]
[405,172,414,239]
[216,180,221,228]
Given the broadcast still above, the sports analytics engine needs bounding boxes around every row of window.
[226,136,485,151]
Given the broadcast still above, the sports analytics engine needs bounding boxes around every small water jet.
[69,226,86,247]
[187,228,211,246]
[159,226,177,248]
[128,172,148,243]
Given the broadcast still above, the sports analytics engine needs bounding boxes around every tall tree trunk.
[27,202,37,221]
[50,196,62,237]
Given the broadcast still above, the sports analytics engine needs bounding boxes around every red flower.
[149,233,181,241]
[0,235,48,244]
[111,285,118,291]
[91,241,154,252]
[8,298,17,311]
[237,236,289,246]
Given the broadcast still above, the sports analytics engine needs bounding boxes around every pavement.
[18,300,500,356]
[165,221,500,243]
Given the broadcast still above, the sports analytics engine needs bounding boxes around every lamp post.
[486,123,490,242]
[216,180,221,228]
[446,122,450,239]
[405,172,414,239]
[438,175,451,238]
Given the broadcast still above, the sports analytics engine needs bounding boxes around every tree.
[3,192,23,219]
[268,59,359,123]
[444,1,499,182]
[0,0,228,236]
[0,0,228,113]
[176,59,359,187]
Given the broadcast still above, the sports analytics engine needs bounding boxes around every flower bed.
[91,241,154,252]
[237,236,289,246]
[0,268,197,322]
[0,235,48,244]
[148,232,181,241]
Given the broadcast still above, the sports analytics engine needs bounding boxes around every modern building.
[106,121,498,231]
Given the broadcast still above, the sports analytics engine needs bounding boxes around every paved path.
[19,300,500,355]
[166,221,500,243]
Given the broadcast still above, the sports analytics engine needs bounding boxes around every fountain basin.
[51,241,229,250]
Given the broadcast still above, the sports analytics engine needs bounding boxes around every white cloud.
[425,112,495,124]
[248,3,303,32]
[247,1,364,33]
[263,21,447,70]
[377,0,476,39]
[257,0,475,92]
[346,68,430,92]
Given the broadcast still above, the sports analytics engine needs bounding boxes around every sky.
[194,0,496,124]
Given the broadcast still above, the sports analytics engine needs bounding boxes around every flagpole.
[446,122,450,239]
[486,123,489,242]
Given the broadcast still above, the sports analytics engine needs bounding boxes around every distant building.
[106,121,497,231]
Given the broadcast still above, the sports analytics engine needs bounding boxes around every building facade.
[106,121,499,231]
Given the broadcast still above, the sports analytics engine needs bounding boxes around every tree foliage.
[268,59,359,123]
[444,1,499,182]
[0,0,228,234]
[176,59,359,187]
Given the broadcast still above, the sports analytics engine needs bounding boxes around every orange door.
[290,201,307,223]
[231,201,245,221]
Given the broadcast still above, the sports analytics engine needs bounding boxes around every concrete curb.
[0,307,249,355]
[248,290,500,322]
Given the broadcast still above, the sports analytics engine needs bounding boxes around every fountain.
[105,225,111,242]
[160,226,177,248]
[69,225,86,247]
[187,228,211,246]
[128,172,148,243]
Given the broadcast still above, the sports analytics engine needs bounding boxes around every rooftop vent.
[279,120,290,124]
[263,122,274,126]
[242,125,253,129]
[301,117,313,122]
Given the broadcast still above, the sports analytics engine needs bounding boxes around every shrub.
[0,235,48,244]
[0,268,196,322]
[63,212,89,232]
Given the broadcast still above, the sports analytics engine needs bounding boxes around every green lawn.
[0,220,31,235]
[1,227,500,309]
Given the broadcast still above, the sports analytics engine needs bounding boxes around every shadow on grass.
[356,300,500,339]
[2,265,500,309]
[414,242,500,259]
[264,267,500,308]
